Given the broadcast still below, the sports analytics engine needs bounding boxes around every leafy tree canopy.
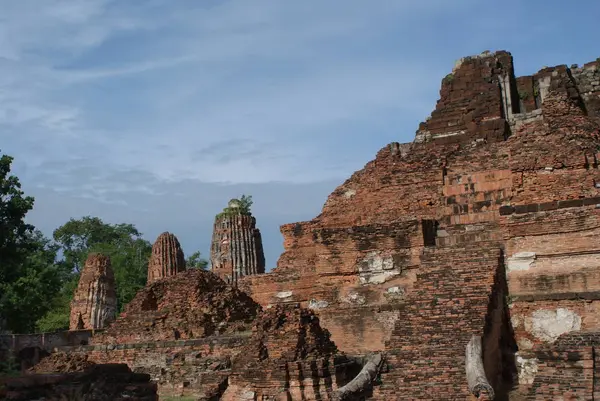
[0,151,64,333]
[50,216,152,318]
[186,250,209,270]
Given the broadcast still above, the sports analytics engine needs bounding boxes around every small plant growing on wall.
[442,73,455,85]
[216,194,254,219]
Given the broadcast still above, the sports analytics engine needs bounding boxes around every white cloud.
[3,0,592,189]
[1,0,461,187]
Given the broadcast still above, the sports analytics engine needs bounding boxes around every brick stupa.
[210,199,266,285]
[69,253,117,331]
[147,231,186,284]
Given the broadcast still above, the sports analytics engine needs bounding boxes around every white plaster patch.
[511,315,521,328]
[516,354,538,385]
[240,389,256,400]
[517,338,534,351]
[308,299,329,310]
[436,229,449,238]
[275,291,293,299]
[524,308,582,343]
[343,189,356,199]
[343,292,366,305]
[537,76,551,103]
[384,286,405,301]
[506,252,536,272]
[358,251,400,285]
[387,286,403,294]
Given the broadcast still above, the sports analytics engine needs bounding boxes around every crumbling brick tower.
[210,198,265,285]
[147,231,186,284]
[69,253,117,330]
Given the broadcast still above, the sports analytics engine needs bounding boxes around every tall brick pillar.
[69,253,117,330]
[147,231,186,284]
[210,199,265,285]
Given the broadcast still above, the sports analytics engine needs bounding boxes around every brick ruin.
[238,50,600,399]
[69,253,117,331]
[147,231,186,283]
[210,198,266,285]
[1,364,157,401]
[2,50,600,400]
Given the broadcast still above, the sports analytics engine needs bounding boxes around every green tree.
[0,151,65,333]
[0,152,35,276]
[53,217,145,273]
[186,251,209,270]
[2,230,70,333]
[47,216,152,325]
[238,194,253,215]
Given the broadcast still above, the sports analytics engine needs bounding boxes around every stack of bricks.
[415,50,514,144]
[69,253,117,331]
[513,332,600,399]
[92,269,261,344]
[572,59,600,118]
[236,50,600,399]
[147,231,186,284]
[373,246,506,399]
[33,336,248,400]
[223,304,344,400]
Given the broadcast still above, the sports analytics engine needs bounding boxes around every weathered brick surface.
[147,231,186,283]
[210,211,266,285]
[415,51,514,144]
[223,304,346,400]
[69,253,117,330]
[92,269,261,344]
[237,50,600,399]
[511,332,600,400]
[373,246,510,400]
[40,336,248,400]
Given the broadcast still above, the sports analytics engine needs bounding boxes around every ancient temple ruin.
[69,253,117,331]
[210,198,266,284]
[147,231,186,283]
[4,50,600,400]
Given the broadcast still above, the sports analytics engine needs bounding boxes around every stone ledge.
[499,196,600,215]
[510,291,600,302]
[58,332,252,352]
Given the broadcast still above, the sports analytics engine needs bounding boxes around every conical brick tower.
[69,253,117,330]
[147,231,186,283]
[210,197,266,285]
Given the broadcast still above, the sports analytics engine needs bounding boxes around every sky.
[1,0,599,270]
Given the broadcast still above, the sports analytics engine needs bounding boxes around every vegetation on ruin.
[442,73,454,84]
[0,150,209,334]
[216,194,253,219]
[186,250,209,270]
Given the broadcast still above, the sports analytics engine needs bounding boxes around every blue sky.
[1,0,599,270]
